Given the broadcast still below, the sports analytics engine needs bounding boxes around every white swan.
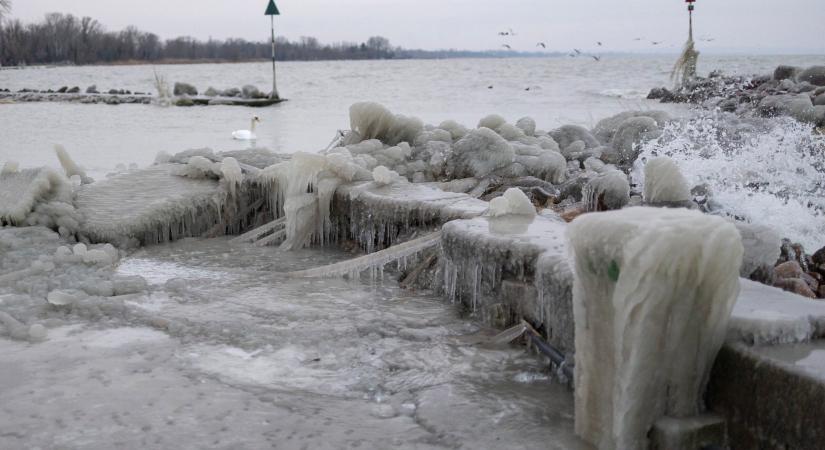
[232,116,261,140]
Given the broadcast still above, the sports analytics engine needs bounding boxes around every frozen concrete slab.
[728,279,825,345]
[440,215,575,354]
[75,164,223,245]
[333,181,488,252]
[708,342,825,449]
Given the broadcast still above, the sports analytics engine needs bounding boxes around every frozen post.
[673,0,699,87]
[568,207,743,450]
[265,0,281,100]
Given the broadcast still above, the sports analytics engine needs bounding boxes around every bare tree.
[0,0,11,20]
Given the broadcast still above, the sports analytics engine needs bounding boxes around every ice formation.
[487,188,536,217]
[54,145,93,184]
[0,167,76,236]
[582,170,630,212]
[568,207,743,450]
[448,127,515,178]
[346,102,424,146]
[372,166,398,186]
[735,222,781,278]
[220,157,243,197]
[1,161,19,175]
[643,156,691,205]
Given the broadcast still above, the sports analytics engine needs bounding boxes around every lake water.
[1,55,820,179]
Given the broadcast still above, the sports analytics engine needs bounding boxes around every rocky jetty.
[0,82,281,107]
[649,65,825,128]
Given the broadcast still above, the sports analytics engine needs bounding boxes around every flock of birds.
[497,28,716,62]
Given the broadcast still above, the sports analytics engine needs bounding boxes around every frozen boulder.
[609,117,661,166]
[773,65,800,81]
[447,127,515,178]
[515,117,537,136]
[593,111,671,144]
[583,170,630,212]
[736,222,781,280]
[348,102,424,146]
[173,82,198,96]
[797,66,825,86]
[477,114,507,131]
[643,157,691,205]
[487,188,536,217]
[372,166,399,186]
[758,94,818,123]
[438,120,468,140]
[242,84,264,99]
[568,207,743,450]
[549,125,600,150]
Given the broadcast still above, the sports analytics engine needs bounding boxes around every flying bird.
[502,44,512,50]
[591,55,601,61]
[633,37,644,41]
[498,28,516,37]
[597,41,603,46]
[537,42,546,48]
[651,41,663,45]
[573,48,582,55]
[700,37,715,42]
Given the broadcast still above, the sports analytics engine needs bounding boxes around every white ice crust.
[568,207,743,450]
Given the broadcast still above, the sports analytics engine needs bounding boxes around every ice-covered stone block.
[568,207,743,450]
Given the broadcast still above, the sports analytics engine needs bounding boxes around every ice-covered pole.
[568,207,743,450]
[265,0,281,100]
[672,0,699,87]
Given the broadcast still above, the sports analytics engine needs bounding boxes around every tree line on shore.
[0,12,545,67]
[0,13,402,66]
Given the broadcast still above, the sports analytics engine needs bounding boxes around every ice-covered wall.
[568,207,743,450]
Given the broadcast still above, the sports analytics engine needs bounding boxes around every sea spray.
[633,112,825,249]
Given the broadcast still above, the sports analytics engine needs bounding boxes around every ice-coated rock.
[609,117,661,165]
[372,166,398,186]
[347,102,424,146]
[568,207,743,450]
[643,157,691,204]
[487,188,536,217]
[773,65,800,81]
[735,222,781,279]
[447,127,515,178]
[549,125,600,150]
[173,82,198,96]
[583,170,630,212]
[797,66,825,87]
[515,117,537,136]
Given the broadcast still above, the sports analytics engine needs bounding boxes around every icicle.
[285,231,442,278]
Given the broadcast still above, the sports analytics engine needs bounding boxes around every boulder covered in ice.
[447,127,515,179]
[643,156,692,206]
[487,188,536,217]
[568,207,743,450]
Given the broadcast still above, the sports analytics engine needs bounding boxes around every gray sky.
[8,0,825,53]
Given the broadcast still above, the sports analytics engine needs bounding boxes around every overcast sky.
[8,0,825,53]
